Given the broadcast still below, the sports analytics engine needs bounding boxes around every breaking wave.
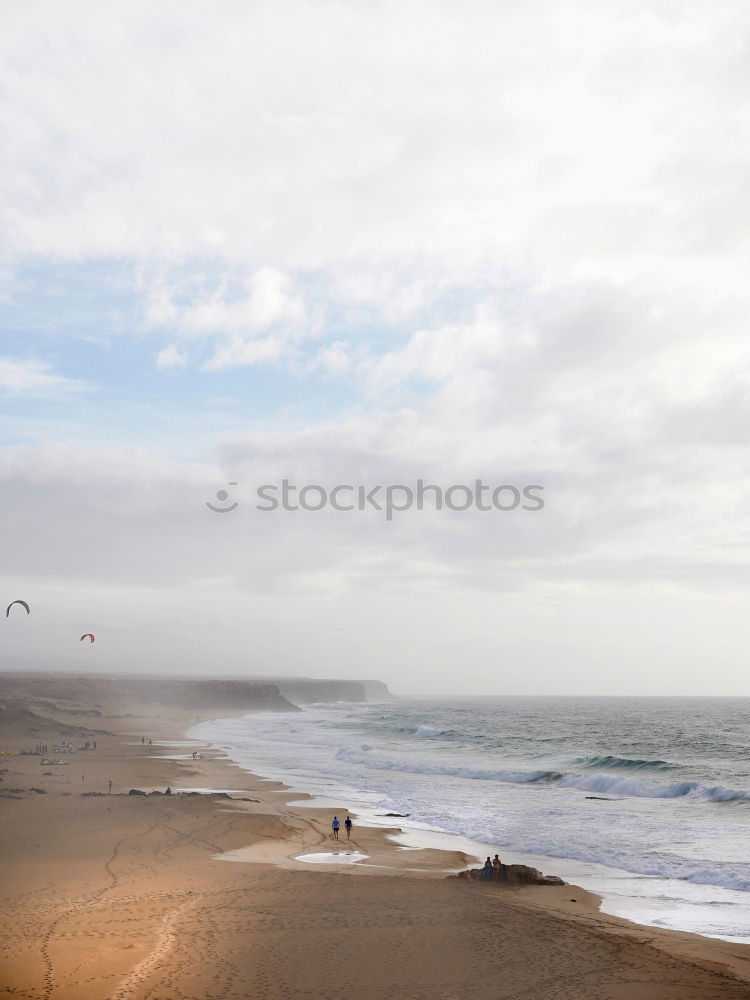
[334,748,749,802]
[575,755,679,772]
[413,726,446,739]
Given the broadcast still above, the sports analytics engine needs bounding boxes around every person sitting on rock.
[482,857,494,879]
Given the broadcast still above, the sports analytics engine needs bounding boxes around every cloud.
[142,266,313,369]
[155,345,187,369]
[0,356,87,394]
[3,2,748,384]
[2,2,748,280]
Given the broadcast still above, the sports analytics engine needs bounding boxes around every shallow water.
[295,851,368,865]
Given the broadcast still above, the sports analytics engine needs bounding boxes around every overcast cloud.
[1,1,749,695]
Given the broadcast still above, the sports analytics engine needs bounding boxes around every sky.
[1,0,749,696]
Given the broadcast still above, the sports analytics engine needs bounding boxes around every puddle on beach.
[295,851,368,865]
[215,843,368,866]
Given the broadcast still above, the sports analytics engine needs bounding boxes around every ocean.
[189,696,750,942]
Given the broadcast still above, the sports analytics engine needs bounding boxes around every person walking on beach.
[492,854,502,880]
[332,816,340,839]
[107,779,113,795]
[344,815,352,840]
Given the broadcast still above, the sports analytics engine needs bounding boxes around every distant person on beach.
[482,857,493,879]
[141,736,145,745]
[493,854,502,879]
[345,815,352,839]
[107,779,112,795]
[332,816,340,839]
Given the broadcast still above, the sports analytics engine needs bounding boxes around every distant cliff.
[0,674,300,714]
[158,680,300,712]
[361,679,394,701]
[0,673,392,713]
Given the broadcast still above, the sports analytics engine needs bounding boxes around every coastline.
[190,704,750,946]
[1,692,750,999]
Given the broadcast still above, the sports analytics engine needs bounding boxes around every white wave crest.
[559,773,750,802]
[414,726,445,739]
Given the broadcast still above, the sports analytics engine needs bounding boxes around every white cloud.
[0,356,86,394]
[3,1,748,386]
[142,265,312,369]
[155,345,187,369]
[2,2,748,281]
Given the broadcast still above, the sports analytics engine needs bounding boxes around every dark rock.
[128,788,147,795]
[455,863,568,887]
[149,790,163,795]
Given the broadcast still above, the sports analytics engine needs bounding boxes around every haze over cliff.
[0,673,395,719]
[247,677,394,704]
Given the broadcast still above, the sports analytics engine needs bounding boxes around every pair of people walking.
[331,815,353,840]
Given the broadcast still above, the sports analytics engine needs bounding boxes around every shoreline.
[190,707,750,947]
[2,687,750,998]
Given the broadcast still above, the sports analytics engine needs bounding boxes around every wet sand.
[1,682,749,999]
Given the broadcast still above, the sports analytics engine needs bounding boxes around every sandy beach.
[1,679,749,1000]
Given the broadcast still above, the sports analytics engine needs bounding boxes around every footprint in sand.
[108,898,198,1000]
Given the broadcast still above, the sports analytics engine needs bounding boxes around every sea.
[189,696,750,943]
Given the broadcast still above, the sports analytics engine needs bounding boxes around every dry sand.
[1,679,749,1000]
